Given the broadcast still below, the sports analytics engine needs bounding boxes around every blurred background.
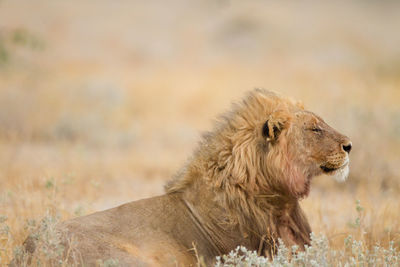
[0,0,399,262]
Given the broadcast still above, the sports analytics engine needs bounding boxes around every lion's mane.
[165,89,311,252]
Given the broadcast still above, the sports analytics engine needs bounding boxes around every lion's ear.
[262,110,291,141]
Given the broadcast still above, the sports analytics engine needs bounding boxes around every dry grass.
[0,0,400,265]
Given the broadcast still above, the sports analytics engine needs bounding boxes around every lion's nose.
[342,142,352,154]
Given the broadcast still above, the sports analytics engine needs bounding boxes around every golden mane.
[165,89,310,253]
[165,89,304,195]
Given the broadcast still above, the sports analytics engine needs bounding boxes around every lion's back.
[14,194,198,266]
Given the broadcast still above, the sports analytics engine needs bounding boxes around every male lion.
[17,89,351,266]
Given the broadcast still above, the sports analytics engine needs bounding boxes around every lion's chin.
[321,163,349,182]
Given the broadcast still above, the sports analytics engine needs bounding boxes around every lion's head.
[263,107,352,198]
[166,89,351,200]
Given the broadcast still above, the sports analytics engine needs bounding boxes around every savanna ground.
[0,0,399,265]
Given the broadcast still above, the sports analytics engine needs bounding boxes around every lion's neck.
[165,154,311,256]
[180,181,253,255]
[178,176,310,257]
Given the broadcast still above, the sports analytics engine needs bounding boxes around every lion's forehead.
[294,111,325,125]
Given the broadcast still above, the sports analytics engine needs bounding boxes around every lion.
[15,89,352,266]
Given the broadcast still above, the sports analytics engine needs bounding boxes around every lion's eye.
[311,127,321,132]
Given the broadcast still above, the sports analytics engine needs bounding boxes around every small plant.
[6,211,123,266]
[348,199,365,229]
[96,258,120,267]
[0,28,44,67]
[215,234,400,267]
[0,215,11,264]
[215,246,269,267]
[10,211,83,267]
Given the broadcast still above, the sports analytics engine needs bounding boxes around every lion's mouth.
[320,163,348,174]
